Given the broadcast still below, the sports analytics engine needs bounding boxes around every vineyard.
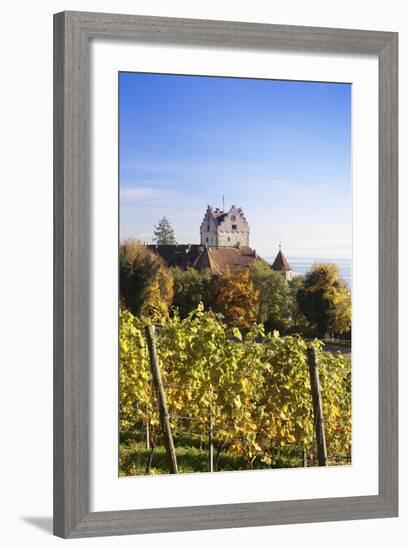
[119,305,352,476]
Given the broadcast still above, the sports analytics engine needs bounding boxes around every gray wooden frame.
[54,11,398,538]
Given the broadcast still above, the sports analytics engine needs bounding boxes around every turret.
[271,246,292,281]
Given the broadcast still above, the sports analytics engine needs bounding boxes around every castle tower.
[271,246,292,282]
[200,205,250,248]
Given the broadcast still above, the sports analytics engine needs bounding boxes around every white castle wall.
[200,205,250,248]
[200,208,218,246]
[217,229,249,247]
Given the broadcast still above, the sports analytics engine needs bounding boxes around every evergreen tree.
[153,217,176,245]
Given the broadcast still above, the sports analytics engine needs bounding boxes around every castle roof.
[205,205,247,227]
[272,249,292,272]
[207,207,227,225]
[147,244,202,269]
[194,246,261,274]
[193,247,222,274]
[148,244,263,274]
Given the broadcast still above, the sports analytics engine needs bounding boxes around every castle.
[149,204,292,280]
[200,205,249,248]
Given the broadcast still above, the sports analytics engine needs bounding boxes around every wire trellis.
[121,343,352,473]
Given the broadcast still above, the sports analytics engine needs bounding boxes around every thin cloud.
[120,187,162,201]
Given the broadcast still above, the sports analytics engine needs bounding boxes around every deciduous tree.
[297,263,351,338]
[250,260,292,333]
[120,240,173,317]
[287,275,313,336]
[142,265,174,319]
[213,269,259,328]
[171,267,214,317]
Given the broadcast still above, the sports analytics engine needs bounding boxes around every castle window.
[228,237,230,242]
[231,215,236,221]
[232,224,237,230]
[206,237,208,242]
[207,224,210,231]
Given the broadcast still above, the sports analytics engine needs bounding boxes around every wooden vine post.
[306,345,328,466]
[208,419,214,473]
[145,325,178,474]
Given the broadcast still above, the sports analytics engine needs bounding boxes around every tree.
[287,276,313,336]
[213,269,259,328]
[249,260,292,333]
[142,265,174,319]
[297,263,351,338]
[171,267,214,318]
[153,217,176,245]
[119,239,172,317]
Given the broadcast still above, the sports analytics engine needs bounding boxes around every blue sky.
[119,72,351,260]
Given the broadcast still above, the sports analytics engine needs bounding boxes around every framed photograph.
[54,11,398,538]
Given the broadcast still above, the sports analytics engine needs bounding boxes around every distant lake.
[265,257,352,286]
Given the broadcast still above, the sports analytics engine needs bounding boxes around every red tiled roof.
[193,247,221,274]
[271,249,292,272]
[193,246,266,274]
[148,244,264,274]
[147,244,202,268]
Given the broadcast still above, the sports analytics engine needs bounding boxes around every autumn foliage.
[297,263,351,337]
[212,268,259,328]
[120,306,351,474]
[120,240,173,319]
[119,243,352,474]
[119,242,351,337]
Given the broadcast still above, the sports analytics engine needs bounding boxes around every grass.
[119,431,308,477]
